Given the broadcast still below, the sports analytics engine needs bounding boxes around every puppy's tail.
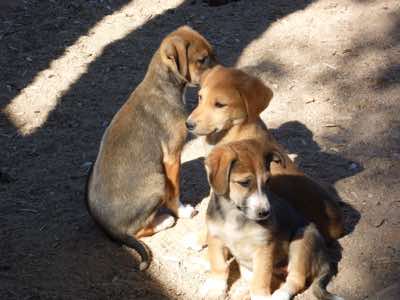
[118,235,152,271]
[311,262,344,300]
[84,164,151,271]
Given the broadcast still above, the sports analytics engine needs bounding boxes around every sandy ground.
[1,0,399,299]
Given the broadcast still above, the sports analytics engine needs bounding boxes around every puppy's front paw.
[271,289,291,300]
[239,266,253,282]
[200,278,227,299]
[230,283,249,300]
[177,203,197,218]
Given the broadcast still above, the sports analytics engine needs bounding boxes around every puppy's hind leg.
[136,213,176,238]
[270,227,311,300]
[163,152,197,218]
[272,224,342,300]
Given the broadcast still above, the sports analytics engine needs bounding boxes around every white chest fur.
[208,209,270,269]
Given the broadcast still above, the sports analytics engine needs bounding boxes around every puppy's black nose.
[258,210,270,219]
[185,120,196,131]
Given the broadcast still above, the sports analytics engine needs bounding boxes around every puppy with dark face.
[202,140,343,300]
[186,66,344,244]
[86,26,216,270]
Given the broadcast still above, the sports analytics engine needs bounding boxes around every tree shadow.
[270,121,361,236]
[0,0,134,112]
[180,158,210,208]
[270,121,362,184]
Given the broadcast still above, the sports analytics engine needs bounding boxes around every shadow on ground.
[0,1,322,299]
[270,121,361,235]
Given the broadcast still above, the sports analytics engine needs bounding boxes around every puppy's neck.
[206,119,264,146]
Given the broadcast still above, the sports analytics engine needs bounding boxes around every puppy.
[202,140,343,300]
[86,26,216,270]
[186,66,344,242]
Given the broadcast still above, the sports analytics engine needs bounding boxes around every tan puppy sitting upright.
[186,66,344,242]
[86,26,216,270]
[202,140,343,300]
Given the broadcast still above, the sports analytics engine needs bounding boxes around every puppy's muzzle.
[257,209,270,219]
[236,205,270,221]
[185,120,196,131]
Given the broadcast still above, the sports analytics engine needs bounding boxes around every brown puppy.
[202,140,343,300]
[86,26,216,270]
[186,66,344,242]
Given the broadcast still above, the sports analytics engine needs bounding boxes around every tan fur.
[187,66,344,242]
[250,244,276,296]
[207,234,230,281]
[203,140,342,299]
[86,26,215,270]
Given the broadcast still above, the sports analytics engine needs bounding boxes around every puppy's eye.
[237,179,251,188]
[215,102,226,108]
[197,56,207,64]
[198,94,202,101]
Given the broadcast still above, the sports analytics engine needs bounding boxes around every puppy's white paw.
[184,233,206,251]
[271,289,291,300]
[229,283,249,300]
[251,295,273,300]
[200,278,227,299]
[154,215,175,232]
[288,153,298,162]
[177,203,197,218]
[239,265,253,282]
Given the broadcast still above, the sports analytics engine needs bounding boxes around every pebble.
[349,162,358,170]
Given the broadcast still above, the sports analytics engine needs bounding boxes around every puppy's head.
[186,66,273,135]
[160,26,216,85]
[205,140,286,221]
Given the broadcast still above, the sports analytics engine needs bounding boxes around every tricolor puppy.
[186,66,344,242]
[86,26,216,270]
[202,140,343,300]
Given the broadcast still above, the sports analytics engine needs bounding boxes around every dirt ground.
[1,0,399,299]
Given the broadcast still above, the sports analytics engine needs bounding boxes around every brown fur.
[202,140,342,300]
[187,65,345,241]
[86,26,216,270]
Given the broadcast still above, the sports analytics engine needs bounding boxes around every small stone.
[81,161,93,170]
[374,219,385,228]
[349,163,358,170]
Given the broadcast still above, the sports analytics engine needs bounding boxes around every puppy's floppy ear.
[238,75,273,121]
[205,147,237,196]
[265,148,287,169]
[160,36,188,82]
